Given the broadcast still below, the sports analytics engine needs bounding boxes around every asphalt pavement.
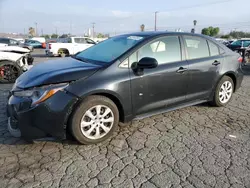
[0,50,250,188]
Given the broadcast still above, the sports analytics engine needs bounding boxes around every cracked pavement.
[0,53,250,187]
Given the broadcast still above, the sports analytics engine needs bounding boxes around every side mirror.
[137,57,158,69]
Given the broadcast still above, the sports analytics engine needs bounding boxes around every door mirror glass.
[137,57,158,69]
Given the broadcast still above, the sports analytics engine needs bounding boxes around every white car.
[0,46,33,83]
[46,37,96,57]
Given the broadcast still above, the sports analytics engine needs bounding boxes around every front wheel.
[210,76,234,107]
[0,61,22,83]
[70,96,119,144]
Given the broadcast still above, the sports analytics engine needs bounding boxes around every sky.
[0,0,250,35]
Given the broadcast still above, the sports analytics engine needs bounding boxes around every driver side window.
[137,36,182,64]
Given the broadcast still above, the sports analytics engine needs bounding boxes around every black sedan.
[7,32,243,144]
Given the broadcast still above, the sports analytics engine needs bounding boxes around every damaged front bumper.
[7,90,78,141]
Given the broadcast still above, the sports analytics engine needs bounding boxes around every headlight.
[13,83,69,105]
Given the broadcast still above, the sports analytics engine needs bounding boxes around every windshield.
[75,35,144,63]
[231,40,241,45]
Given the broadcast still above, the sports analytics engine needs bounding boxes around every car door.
[182,35,222,101]
[129,35,189,116]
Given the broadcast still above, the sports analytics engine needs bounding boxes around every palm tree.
[193,20,197,33]
[193,20,197,27]
[29,27,35,37]
[140,24,145,32]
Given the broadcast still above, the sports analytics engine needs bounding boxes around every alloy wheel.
[0,64,19,83]
[80,105,114,140]
[219,81,233,104]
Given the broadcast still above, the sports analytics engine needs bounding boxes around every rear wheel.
[210,76,234,107]
[70,96,119,144]
[58,49,70,57]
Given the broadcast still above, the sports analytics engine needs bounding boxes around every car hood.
[0,46,30,53]
[15,57,102,89]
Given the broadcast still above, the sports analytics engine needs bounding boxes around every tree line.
[220,31,250,39]
[28,25,250,40]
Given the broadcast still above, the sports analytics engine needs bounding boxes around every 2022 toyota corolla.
[7,32,243,144]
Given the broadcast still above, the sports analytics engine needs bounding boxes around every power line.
[72,0,238,28]
[70,20,72,34]
[158,0,237,12]
[156,21,250,30]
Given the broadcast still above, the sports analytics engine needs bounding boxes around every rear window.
[0,38,9,44]
[207,40,220,56]
[183,36,209,60]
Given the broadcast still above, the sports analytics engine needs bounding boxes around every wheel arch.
[222,71,237,92]
[67,90,126,126]
[0,59,16,63]
[209,71,237,101]
[58,48,70,54]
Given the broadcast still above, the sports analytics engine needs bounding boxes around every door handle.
[176,67,188,73]
[212,60,221,66]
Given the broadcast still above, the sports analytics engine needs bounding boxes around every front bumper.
[7,90,78,140]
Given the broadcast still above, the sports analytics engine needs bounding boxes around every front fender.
[66,67,132,120]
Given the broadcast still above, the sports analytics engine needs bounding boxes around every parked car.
[227,39,250,51]
[30,37,46,49]
[7,32,243,144]
[30,37,46,43]
[0,46,33,83]
[0,38,34,51]
[45,37,96,57]
[24,39,43,48]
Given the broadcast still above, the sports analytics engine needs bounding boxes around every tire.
[59,49,69,58]
[70,95,119,145]
[210,76,234,107]
[8,117,21,138]
[0,61,23,83]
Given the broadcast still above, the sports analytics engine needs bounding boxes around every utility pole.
[41,29,43,36]
[92,22,95,38]
[55,26,58,35]
[35,22,38,36]
[154,11,158,31]
[70,20,72,35]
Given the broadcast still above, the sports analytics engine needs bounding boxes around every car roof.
[26,39,40,42]
[117,31,209,39]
